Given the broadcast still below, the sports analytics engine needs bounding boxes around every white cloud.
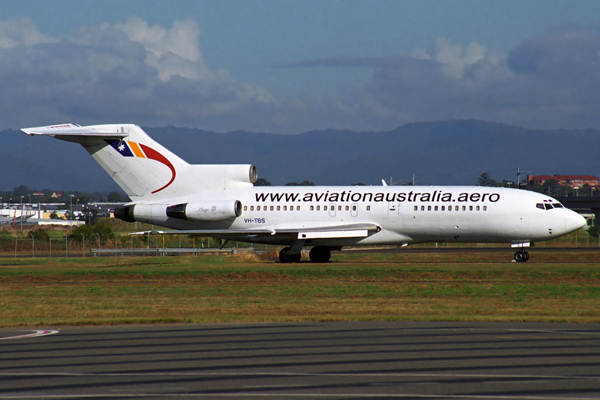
[0,18,56,49]
[114,17,207,81]
[412,37,488,79]
[1,18,600,133]
[0,17,275,132]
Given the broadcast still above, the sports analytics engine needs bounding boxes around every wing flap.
[297,230,369,239]
[128,223,381,240]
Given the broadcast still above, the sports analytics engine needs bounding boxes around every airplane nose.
[565,211,586,233]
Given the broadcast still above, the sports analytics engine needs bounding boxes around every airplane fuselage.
[130,185,584,248]
[22,123,586,263]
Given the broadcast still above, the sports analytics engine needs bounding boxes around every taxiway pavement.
[1,322,600,399]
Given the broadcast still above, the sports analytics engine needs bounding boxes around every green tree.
[69,222,114,245]
[476,172,497,187]
[106,191,129,202]
[254,178,272,186]
[285,180,315,186]
[542,179,561,196]
[12,185,31,197]
[29,228,49,243]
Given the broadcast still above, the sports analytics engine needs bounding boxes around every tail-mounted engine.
[115,200,243,224]
[166,200,242,221]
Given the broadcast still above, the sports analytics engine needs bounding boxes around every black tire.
[309,246,331,263]
[291,252,302,263]
[279,247,301,263]
[279,247,293,263]
[514,251,529,262]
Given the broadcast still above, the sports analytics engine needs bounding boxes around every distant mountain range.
[4,120,599,192]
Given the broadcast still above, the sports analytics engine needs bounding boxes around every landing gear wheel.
[279,247,301,263]
[514,250,530,262]
[309,246,331,263]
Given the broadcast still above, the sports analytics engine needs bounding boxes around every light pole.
[70,195,73,230]
[20,196,23,230]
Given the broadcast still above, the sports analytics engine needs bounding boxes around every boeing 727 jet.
[22,123,586,262]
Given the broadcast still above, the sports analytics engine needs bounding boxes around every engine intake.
[166,200,242,221]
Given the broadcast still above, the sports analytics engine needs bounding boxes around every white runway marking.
[0,330,58,341]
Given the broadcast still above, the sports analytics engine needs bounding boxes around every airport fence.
[0,228,598,258]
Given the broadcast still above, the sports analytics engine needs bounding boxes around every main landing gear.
[279,247,301,263]
[278,246,332,263]
[514,250,530,262]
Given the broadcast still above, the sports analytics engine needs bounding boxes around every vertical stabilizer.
[22,123,257,202]
[22,124,188,201]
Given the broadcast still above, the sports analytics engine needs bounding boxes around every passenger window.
[434,206,438,211]
[250,206,254,211]
[367,205,371,211]
[476,206,480,211]
[483,206,487,211]
[441,206,445,211]
[353,205,357,211]
[270,206,274,211]
[317,205,320,211]
[345,205,349,211]
[284,206,287,211]
[296,206,300,211]
[462,206,466,211]
[277,206,280,211]
[455,206,459,211]
[244,206,247,211]
[469,206,473,211]
[421,206,425,211]
[414,206,418,211]
[257,206,261,211]
[310,206,314,211]
[338,205,341,211]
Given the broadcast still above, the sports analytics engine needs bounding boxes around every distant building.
[32,192,44,197]
[528,174,600,190]
[51,192,62,198]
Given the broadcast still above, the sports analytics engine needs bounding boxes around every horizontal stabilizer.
[21,124,127,139]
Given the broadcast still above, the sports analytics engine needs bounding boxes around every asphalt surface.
[1,322,600,399]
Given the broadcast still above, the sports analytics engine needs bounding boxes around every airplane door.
[329,204,336,217]
[388,202,404,230]
[351,203,358,217]
[388,202,397,215]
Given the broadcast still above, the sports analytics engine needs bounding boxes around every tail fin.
[22,124,257,202]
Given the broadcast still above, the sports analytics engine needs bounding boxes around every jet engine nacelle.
[166,200,242,221]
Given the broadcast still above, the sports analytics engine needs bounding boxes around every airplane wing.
[130,223,381,240]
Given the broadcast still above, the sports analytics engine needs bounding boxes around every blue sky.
[2,0,600,133]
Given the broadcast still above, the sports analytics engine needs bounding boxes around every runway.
[1,322,600,399]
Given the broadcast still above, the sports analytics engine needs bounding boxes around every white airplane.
[22,123,586,263]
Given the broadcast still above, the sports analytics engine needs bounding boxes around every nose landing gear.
[514,250,530,262]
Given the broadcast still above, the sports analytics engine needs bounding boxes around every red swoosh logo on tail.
[139,144,176,193]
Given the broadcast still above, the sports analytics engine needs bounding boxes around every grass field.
[1,250,600,327]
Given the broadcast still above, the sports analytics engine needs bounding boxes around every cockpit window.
[553,203,564,208]
[536,203,544,210]
[544,203,554,210]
